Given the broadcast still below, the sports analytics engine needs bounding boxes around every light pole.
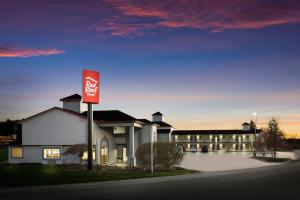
[253,112,257,158]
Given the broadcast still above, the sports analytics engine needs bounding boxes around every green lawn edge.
[0,164,196,187]
[0,148,8,163]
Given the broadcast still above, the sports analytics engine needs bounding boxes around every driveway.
[1,160,300,200]
[179,152,282,172]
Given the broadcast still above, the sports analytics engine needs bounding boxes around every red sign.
[82,69,100,104]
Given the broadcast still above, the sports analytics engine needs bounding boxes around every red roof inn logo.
[82,69,100,104]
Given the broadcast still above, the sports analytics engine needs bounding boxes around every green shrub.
[136,142,183,170]
[0,148,8,162]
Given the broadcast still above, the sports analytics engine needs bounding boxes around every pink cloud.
[95,17,157,37]
[100,0,300,37]
[0,46,65,57]
[108,0,168,18]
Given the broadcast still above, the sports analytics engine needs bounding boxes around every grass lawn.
[0,148,8,162]
[0,164,195,187]
[253,157,290,163]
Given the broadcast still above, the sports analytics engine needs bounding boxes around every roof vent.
[241,122,251,131]
[60,94,87,113]
[152,112,164,122]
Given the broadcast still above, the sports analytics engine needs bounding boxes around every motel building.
[172,122,260,152]
[8,94,172,167]
[8,94,259,166]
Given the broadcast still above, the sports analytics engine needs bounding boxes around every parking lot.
[178,151,297,172]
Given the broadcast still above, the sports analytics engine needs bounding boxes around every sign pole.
[83,69,100,171]
[87,103,93,170]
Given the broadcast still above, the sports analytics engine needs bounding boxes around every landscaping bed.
[0,164,195,187]
[0,148,8,163]
[253,157,290,163]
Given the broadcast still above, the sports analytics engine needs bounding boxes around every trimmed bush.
[136,142,183,170]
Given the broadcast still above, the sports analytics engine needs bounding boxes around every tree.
[63,144,87,164]
[136,142,183,170]
[263,118,285,158]
[250,120,256,131]
[0,119,22,144]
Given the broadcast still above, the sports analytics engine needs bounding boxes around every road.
[1,161,300,200]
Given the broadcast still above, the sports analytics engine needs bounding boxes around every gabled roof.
[172,129,262,135]
[22,107,86,123]
[155,121,172,127]
[82,110,136,122]
[60,94,82,102]
[152,112,163,116]
[242,122,250,126]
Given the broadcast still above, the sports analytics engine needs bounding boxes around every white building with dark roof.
[172,122,260,152]
[9,94,161,167]
[8,94,260,166]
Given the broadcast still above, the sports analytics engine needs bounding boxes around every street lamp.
[253,112,257,157]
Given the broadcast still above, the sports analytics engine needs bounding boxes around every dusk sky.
[1,0,300,137]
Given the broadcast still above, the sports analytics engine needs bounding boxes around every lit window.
[43,147,61,159]
[82,147,96,160]
[11,147,23,158]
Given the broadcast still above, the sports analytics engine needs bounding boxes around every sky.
[0,0,300,138]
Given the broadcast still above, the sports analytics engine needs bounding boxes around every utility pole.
[150,140,154,173]
[253,112,257,158]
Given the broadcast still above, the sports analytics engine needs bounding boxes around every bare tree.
[63,144,87,164]
[263,118,285,158]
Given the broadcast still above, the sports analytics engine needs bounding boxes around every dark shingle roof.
[242,122,250,126]
[137,119,153,124]
[82,110,136,122]
[172,129,261,135]
[155,121,172,127]
[23,107,86,122]
[152,112,163,116]
[157,129,171,134]
[60,94,81,102]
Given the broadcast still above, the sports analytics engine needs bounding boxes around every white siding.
[9,146,42,164]
[22,109,87,146]
[157,133,170,142]
[93,123,116,165]
[140,125,157,144]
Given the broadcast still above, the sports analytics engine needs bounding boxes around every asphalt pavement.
[1,161,300,200]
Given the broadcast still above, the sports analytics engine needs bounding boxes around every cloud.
[108,1,168,18]
[94,17,157,37]
[99,0,300,37]
[0,46,65,57]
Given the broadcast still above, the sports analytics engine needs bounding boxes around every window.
[43,147,61,159]
[82,147,96,160]
[11,147,23,158]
